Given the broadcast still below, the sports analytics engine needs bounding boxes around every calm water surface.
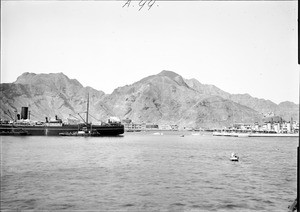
[1,132,298,211]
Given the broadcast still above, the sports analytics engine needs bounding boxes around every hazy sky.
[1,1,298,104]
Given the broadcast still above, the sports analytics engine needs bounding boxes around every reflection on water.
[1,133,297,211]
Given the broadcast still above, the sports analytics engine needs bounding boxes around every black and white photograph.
[0,0,299,211]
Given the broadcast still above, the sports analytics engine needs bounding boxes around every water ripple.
[1,134,297,211]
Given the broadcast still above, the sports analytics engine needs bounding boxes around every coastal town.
[121,115,299,134]
[1,106,299,136]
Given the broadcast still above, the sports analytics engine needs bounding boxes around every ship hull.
[0,124,124,136]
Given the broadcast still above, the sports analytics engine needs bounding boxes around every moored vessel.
[0,94,124,136]
[0,116,124,136]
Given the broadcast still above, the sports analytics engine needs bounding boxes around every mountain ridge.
[183,77,298,121]
[0,71,298,128]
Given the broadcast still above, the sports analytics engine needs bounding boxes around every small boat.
[180,134,185,137]
[59,129,101,136]
[230,153,239,161]
[153,132,163,135]
[59,131,89,136]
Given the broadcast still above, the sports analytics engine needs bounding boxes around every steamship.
[0,96,124,136]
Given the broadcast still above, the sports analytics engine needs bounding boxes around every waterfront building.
[158,124,179,131]
[292,122,299,133]
[273,123,280,133]
[286,122,291,133]
[267,122,272,131]
[254,122,260,131]
[145,123,159,130]
[170,124,179,131]
[231,119,299,134]
[159,125,172,130]
[125,123,144,131]
[122,120,179,132]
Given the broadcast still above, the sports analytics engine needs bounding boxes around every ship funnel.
[21,107,29,119]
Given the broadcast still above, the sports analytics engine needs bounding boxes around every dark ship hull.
[0,123,124,136]
[1,95,124,136]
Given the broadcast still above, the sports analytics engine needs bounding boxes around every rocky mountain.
[184,78,298,122]
[95,70,262,128]
[275,101,299,121]
[0,71,298,128]
[1,72,107,123]
[185,78,231,99]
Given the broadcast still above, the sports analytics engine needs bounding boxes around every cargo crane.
[69,112,89,124]
[70,93,90,125]
[7,110,14,119]
[3,110,14,121]
[77,113,87,124]
[69,93,102,125]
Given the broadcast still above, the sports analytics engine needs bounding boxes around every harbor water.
[1,132,298,211]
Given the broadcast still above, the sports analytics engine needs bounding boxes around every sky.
[1,1,298,104]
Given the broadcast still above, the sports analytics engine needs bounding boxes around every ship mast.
[86,93,89,124]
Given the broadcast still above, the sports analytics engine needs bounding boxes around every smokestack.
[45,117,48,123]
[55,115,58,120]
[21,107,28,119]
[17,114,20,120]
